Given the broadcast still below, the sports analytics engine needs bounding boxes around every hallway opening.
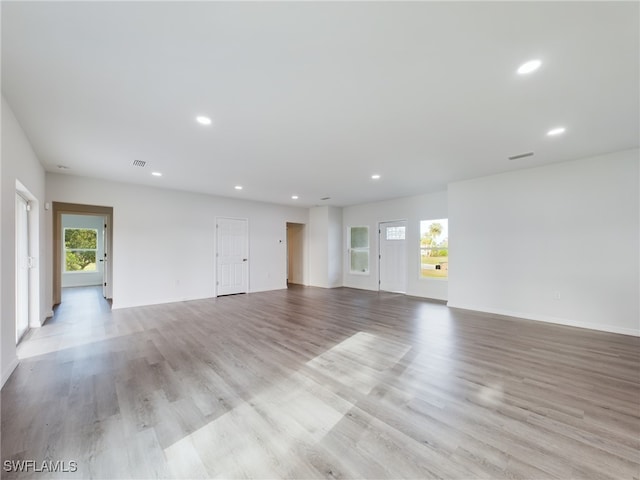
[53,202,113,306]
[52,286,112,325]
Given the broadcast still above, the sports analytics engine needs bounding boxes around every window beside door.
[349,226,369,274]
[64,228,98,272]
[420,219,448,278]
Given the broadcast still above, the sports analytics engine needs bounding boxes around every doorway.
[15,193,30,343]
[61,214,106,289]
[379,220,407,293]
[53,202,113,306]
[286,223,305,286]
[216,217,249,296]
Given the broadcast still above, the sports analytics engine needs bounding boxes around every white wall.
[342,191,448,300]
[1,98,3,387]
[308,207,329,287]
[61,214,105,288]
[308,206,343,288]
[45,174,308,310]
[327,206,343,287]
[448,149,639,336]
[1,96,47,387]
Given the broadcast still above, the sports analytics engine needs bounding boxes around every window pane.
[64,228,98,272]
[386,226,405,240]
[350,250,369,273]
[350,227,368,248]
[65,228,97,249]
[66,250,97,271]
[420,219,448,278]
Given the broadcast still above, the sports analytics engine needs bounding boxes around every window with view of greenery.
[65,228,98,272]
[420,219,448,279]
[349,226,369,274]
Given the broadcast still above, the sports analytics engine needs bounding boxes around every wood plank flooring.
[2,286,639,479]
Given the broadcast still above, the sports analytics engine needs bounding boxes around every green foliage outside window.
[420,220,448,278]
[65,228,98,272]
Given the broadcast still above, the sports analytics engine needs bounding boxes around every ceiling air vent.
[132,160,146,167]
[508,152,534,161]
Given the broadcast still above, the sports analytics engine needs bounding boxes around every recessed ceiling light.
[547,127,566,136]
[196,116,212,125]
[291,195,299,200]
[234,185,243,190]
[371,174,381,180]
[517,59,542,75]
[151,172,162,177]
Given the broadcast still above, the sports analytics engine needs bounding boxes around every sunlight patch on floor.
[164,332,411,478]
[306,331,411,395]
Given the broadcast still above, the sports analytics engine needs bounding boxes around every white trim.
[1,357,19,389]
[250,286,288,294]
[447,302,640,337]
[348,269,370,276]
[33,310,52,328]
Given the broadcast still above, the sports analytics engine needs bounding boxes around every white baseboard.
[342,284,377,292]
[446,302,640,337]
[1,357,19,389]
[33,310,54,328]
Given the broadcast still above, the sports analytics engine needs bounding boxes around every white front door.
[216,218,249,296]
[379,220,407,293]
[16,193,30,343]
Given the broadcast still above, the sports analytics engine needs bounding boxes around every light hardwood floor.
[2,286,639,479]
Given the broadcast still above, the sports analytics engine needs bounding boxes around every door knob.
[243,258,248,262]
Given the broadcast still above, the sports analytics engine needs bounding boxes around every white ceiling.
[2,1,638,207]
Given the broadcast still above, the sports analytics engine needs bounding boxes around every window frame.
[419,219,448,280]
[63,227,99,273]
[348,225,370,275]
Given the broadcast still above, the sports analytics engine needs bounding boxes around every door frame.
[15,192,30,343]
[378,219,408,293]
[215,216,249,296]
[16,180,40,334]
[286,222,306,286]
[53,202,114,305]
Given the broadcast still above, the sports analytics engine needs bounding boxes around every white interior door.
[216,218,248,296]
[16,193,30,343]
[379,220,407,293]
